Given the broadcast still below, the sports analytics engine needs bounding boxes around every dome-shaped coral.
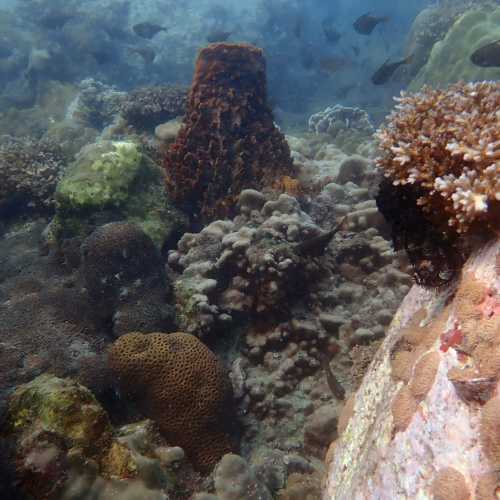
[108,332,233,472]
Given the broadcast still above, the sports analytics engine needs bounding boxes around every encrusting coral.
[108,332,233,472]
[164,43,296,223]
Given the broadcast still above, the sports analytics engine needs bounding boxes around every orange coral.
[108,332,233,472]
[164,43,296,223]
[376,81,500,235]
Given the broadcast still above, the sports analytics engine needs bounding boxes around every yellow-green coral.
[409,7,500,90]
[57,141,142,209]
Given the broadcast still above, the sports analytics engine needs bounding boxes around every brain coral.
[108,332,233,472]
[164,43,296,223]
[409,7,500,91]
[376,81,499,237]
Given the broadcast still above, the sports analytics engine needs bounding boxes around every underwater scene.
[0,0,499,498]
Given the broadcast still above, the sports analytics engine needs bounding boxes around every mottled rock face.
[324,237,500,499]
[164,43,296,223]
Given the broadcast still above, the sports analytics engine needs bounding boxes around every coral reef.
[323,236,500,498]
[108,332,234,472]
[5,374,198,499]
[118,85,187,132]
[308,105,374,155]
[168,190,327,337]
[81,222,175,337]
[0,135,68,214]
[409,7,500,90]
[164,43,296,223]
[69,78,126,130]
[376,81,499,284]
[53,140,188,249]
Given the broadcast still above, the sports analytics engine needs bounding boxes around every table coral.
[164,43,296,223]
[108,332,233,472]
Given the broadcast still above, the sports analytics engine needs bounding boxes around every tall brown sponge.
[164,43,296,223]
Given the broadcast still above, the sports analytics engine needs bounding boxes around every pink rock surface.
[324,238,500,499]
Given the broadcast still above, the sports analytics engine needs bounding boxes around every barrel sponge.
[432,467,470,500]
[409,351,440,402]
[108,332,233,472]
[480,397,500,469]
[376,81,500,237]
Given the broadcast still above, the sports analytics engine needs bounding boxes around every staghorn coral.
[376,81,500,236]
[118,85,187,132]
[0,135,68,214]
[164,43,296,223]
[108,332,233,472]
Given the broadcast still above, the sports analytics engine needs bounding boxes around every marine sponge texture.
[108,332,233,472]
[376,81,499,236]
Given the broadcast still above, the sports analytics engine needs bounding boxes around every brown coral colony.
[164,43,296,223]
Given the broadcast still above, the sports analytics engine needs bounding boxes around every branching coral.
[376,81,499,235]
[0,135,67,213]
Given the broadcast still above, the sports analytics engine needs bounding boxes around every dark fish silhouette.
[133,22,167,39]
[371,54,413,85]
[353,13,388,35]
[321,354,345,400]
[470,39,500,67]
[319,55,353,74]
[352,45,360,57]
[295,217,346,256]
[39,10,75,30]
[207,30,232,43]
[293,16,304,39]
[128,47,156,64]
[322,18,341,44]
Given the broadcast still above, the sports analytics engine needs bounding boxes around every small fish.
[295,217,346,256]
[371,54,413,85]
[128,47,156,64]
[293,16,304,39]
[352,45,360,57]
[319,55,352,74]
[133,22,167,39]
[470,39,500,67]
[353,12,389,35]
[39,10,74,30]
[322,18,341,44]
[207,30,232,43]
[321,354,345,400]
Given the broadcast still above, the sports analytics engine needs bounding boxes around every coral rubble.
[164,43,296,223]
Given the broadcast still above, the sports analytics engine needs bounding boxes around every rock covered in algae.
[409,7,500,90]
[53,140,187,249]
[6,374,188,499]
[324,237,500,498]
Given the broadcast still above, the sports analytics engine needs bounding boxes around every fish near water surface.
[353,13,389,35]
[133,22,167,39]
[470,39,500,67]
[371,54,413,85]
[206,30,232,43]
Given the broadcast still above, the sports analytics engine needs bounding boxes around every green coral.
[409,7,500,91]
[53,140,188,248]
[57,141,142,210]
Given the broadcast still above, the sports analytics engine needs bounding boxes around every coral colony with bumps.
[164,43,296,223]
[376,81,500,286]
